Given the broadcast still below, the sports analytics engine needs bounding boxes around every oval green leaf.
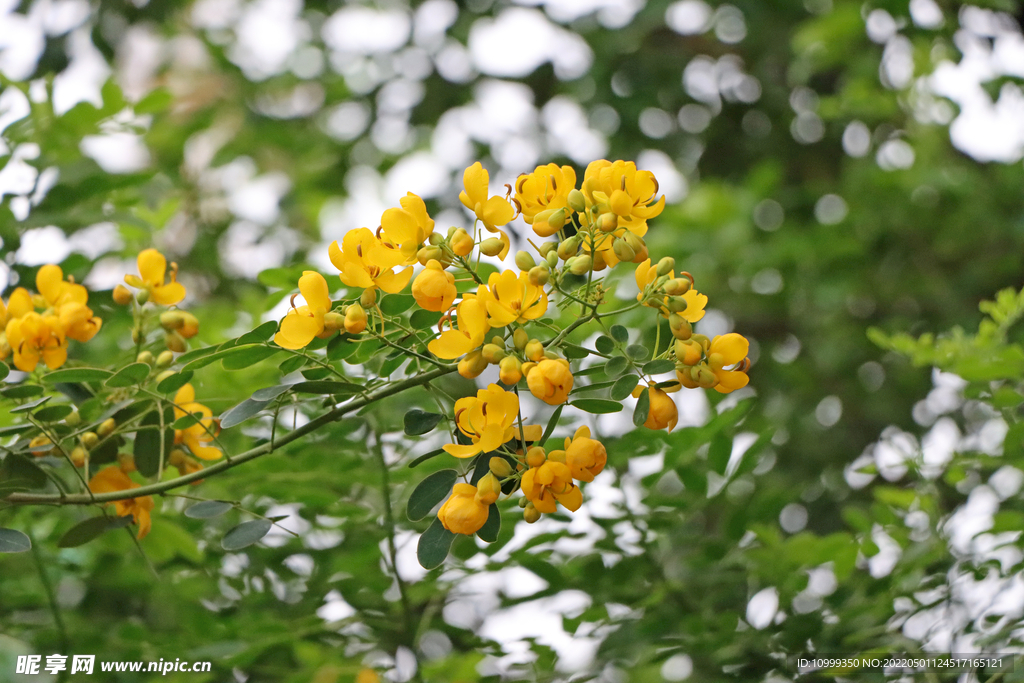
[626,344,650,361]
[379,294,415,316]
[417,517,456,570]
[157,370,193,394]
[643,359,676,375]
[404,409,443,436]
[43,367,112,383]
[11,396,51,413]
[221,345,280,370]
[407,469,457,521]
[570,398,623,414]
[184,500,234,519]
[251,384,292,401]
[57,515,132,548]
[291,381,362,395]
[1,384,44,399]
[220,398,269,429]
[221,519,273,551]
[33,404,73,422]
[611,374,640,400]
[105,363,150,388]
[632,387,651,427]
[605,356,628,376]
[610,325,629,343]
[0,528,31,553]
[476,505,501,543]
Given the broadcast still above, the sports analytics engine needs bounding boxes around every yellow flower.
[411,260,456,312]
[356,670,381,683]
[564,425,607,483]
[33,265,103,343]
[125,249,186,305]
[632,385,678,432]
[634,259,706,322]
[88,466,154,539]
[329,228,412,293]
[274,271,332,350]
[521,459,582,514]
[460,162,516,232]
[444,384,519,459]
[380,193,435,265]
[526,358,573,405]
[476,270,548,327]
[437,483,490,535]
[428,297,489,359]
[514,163,577,228]
[708,333,750,393]
[173,384,222,461]
[582,159,665,232]
[5,312,67,372]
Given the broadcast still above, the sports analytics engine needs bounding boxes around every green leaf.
[605,356,628,376]
[408,448,445,468]
[0,363,8,382]
[291,381,362,395]
[175,345,220,366]
[57,515,132,548]
[11,396,51,413]
[626,344,650,361]
[220,398,270,429]
[134,408,174,478]
[279,354,306,374]
[611,374,640,400]
[562,344,590,359]
[379,294,415,315]
[251,384,292,401]
[42,367,112,383]
[184,500,234,519]
[540,404,564,445]
[708,434,732,475]
[633,388,651,427]
[33,404,73,422]
[1,384,44,399]
[417,517,456,569]
[407,469,458,521]
[643,359,676,375]
[236,321,279,346]
[221,519,273,550]
[0,528,31,553]
[134,87,172,114]
[595,335,615,354]
[221,345,280,370]
[405,409,443,436]
[0,454,48,490]
[610,325,629,343]
[410,309,441,330]
[157,371,193,394]
[300,367,331,380]
[105,363,150,388]
[476,504,501,543]
[570,399,623,414]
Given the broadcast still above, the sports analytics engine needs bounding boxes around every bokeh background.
[2,0,1024,680]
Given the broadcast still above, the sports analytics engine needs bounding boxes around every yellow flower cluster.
[0,265,102,372]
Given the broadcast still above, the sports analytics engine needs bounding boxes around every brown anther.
[620,176,626,191]
[290,293,299,310]
[375,225,384,239]
[437,309,455,333]
[679,271,695,287]
[738,358,752,373]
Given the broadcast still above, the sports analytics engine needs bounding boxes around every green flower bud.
[515,250,536,271]
[428,232,445,246]
[669,314,692,340]
[136,350,154,365]
[156,350,175,367]
[557,236,580,260]
[482,343,506,364]
[360,288,377,307]
[135,288,150,305]
[545,250,559,268]
[480,238,504,257]
[656,257,676,276]
[664,277,691,295]
[528,265,550,286]
[539,241,557,257]
[569,254,593,275]
[489,456,513,478]
[513,328,529,350]
[667,296,688,313]
[597,212,618,233]
[64,410,82,427]
[612,237,635,262]
[567,188,586,213]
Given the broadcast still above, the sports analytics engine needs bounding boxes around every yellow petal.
[174,384,196,407]
[680,290,707,323]
[36,265,65,305]
[298,271,331,312]
[137,249,167,287]
[375,266,412,294]
[443,443,482,459]
[462,162,488,208]
[480,196,514,227]
[711,333,749,365]
[714,369,749,394]
[274,308,323,349]
[150,282,186,306]
[428,330,475,359]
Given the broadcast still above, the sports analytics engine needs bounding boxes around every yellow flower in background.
[564,425,607,483]
[380,192,435,264]
[88,466,154,539]
[460,162,516,233]
[411,260,456,312]
[173,383,222,461]
[274,271,332,350]
[521,459,582,514]
[356,670,381,683]
[125,249,186,305]
[437,483,490,535]
[708,333,750,394]
[444,383,519,459]
[476,270,548,327]
[428,297,489,359]
[6,312,67,372]
[633,385,679,432]
[329,228,412,293]
[526,358,574,405]
[515,163,577,225]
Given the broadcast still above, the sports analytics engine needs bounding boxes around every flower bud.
[623,232,645,253]
[428,232,445,246]
[479,237,504,257]
[513,328,529,350]
[526,358,574,405]
[557,236,580,260]
[412,260,456,312]
[567,188,586,213]
[70,446,87,467]
[528,265,550,286]
[592,250,609,272]
[696,365,718,388]
[135,288,150,305]
[165,331,187,353]
[81,432,99,449]
[155,369,175,384]
[539,241,557,257]
[360,288,378,308]
[597,212,618,233]
[482,343,506,364]
[132,328,144,345]
[499,355,523,385]
[664,278,691,295]
[458,350,488,379]
[323,311,345,332]
[65,409,81,427]
[569,255,593,275]
[98,418,117,437]
[656,257,676,276]
[612,238,635,263]
[118,452,136,474]
[691,334,711,352]
[160,310,185,331]
[525,339,544,362]
[345,303,367,334]
[475,472,502,505]
[179,311,199,339]
[520,361,537,377]
[136,350,154,365]
[518,496,529,508]
[449,228,474,257]
[417,246,443,266]
[155,350,174,367]
[113,284,133,305]
[29,435,52,456]
[489,456,513,478]
[524,502,541,523]
[667,296,688,313]
[526,446,546,468]
[669,314,692,340]
[545,251,559,268]
[675,339,703,366]
[515,250,536,271]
